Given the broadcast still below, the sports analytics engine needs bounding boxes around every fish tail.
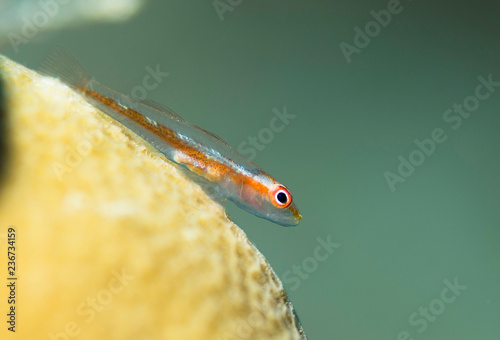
[40,46,91,91]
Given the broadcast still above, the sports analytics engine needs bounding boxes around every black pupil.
[277,192,288,204]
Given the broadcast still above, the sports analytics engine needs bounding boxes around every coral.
[0,55,306,340]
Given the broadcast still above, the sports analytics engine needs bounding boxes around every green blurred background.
[2,0,500,339]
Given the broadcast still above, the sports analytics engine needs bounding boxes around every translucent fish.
[41,48,302,227]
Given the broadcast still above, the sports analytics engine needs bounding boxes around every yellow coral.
[0,55,306,340]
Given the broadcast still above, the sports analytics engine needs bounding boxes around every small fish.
[41,48,302,226]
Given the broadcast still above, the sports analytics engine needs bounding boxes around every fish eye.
[272,187,291,208]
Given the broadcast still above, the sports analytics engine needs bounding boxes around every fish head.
[234,174,302,227]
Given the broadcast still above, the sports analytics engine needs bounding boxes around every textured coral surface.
[0,56,306,340]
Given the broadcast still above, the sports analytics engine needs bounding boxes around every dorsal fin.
[39,46,91,91]
[140,99,231,147]
[193,126,231,147]
[139,99,186,123]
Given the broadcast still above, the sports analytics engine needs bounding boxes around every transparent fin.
[39,46,90,91]
[139,99,186,123]
[193,126,231,147]
[171,161,228,204]
[139,99,232,148]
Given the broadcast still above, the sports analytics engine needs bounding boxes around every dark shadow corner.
[0,75,10,188]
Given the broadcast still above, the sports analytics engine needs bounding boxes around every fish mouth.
[289,205,302,223]
[278,207,301,227]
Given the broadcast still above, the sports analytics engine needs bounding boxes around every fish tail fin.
[40,46,91,91]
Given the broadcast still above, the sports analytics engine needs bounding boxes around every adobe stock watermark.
[184,106,295,201]
[8,0,73,53]
[396,277,467,339]
[51,122,107,181]
[124,64,169,102]
[190,106,297,199]
[237,106,296,161]
[282,235,340,291]
[384,74,500,192]
[47,268,135,339]
[52,64,169,180]
[213,0,244,21]
[221,309,266,340]
[340,0,413,64]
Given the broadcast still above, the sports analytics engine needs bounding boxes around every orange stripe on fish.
[40,47,301,226]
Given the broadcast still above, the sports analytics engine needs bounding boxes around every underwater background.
[2,0,499,339]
